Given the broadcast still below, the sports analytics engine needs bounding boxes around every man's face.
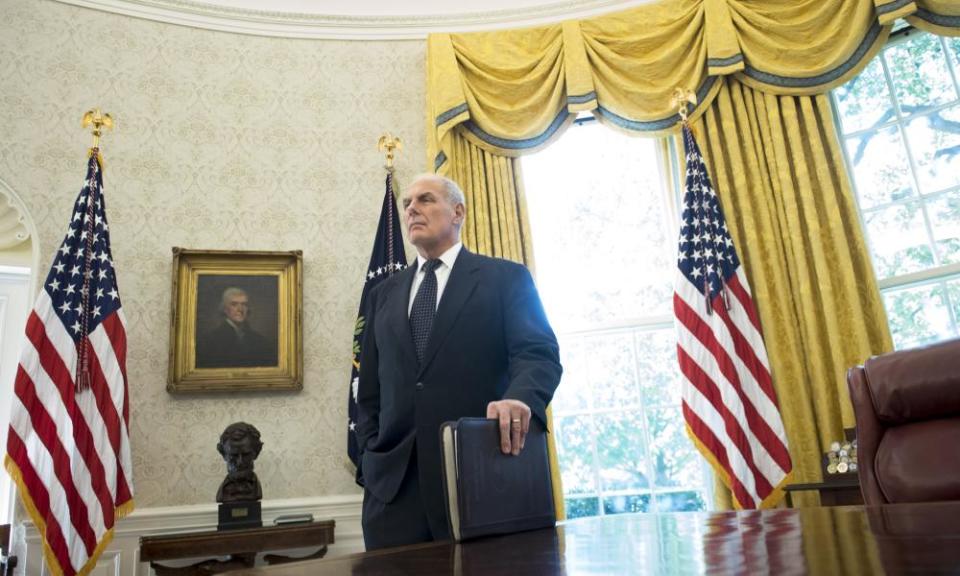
[402,178,463,253]
[223,436,257,474]
[224,293,249,323]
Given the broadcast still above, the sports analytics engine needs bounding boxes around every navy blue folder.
[440,417,556,541]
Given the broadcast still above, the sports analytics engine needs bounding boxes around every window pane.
[904,107,960,194]
[886,34,956,113]
[603,493,651,515]
[596,411,650,492]
[524,122,674,330]
[928,190,960,265]
[862,201,934,278]
[949,37,960,75]
[587,333,639,410]
[555,414,597,495]
[565,497,600,519]
[836,29,960,351]
[636,329,682,408]
[946,277,960,330]
[845,126,915,208]
[882,283,955,348]
[655,490,706,513]
[552,336,591,413]
[833,57,894,133]
[647,406,707,490]
[523,122,711,518]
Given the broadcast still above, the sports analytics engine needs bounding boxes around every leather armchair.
[847,338,960,505]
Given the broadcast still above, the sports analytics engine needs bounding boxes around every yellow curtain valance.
[427,0,960,172]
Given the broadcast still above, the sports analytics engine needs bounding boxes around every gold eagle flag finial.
[82,109,114,153]
[671,88,697,124]
[378,133,402,173]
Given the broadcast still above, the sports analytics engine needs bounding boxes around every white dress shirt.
[408,242,463,316]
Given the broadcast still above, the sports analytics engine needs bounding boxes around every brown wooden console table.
[140,520,335,575]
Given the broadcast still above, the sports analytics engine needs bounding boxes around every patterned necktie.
[410,259,442,364]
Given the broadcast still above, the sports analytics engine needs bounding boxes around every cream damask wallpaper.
[0,0,425,507]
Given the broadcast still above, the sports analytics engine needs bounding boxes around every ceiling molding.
[51,0,654,39]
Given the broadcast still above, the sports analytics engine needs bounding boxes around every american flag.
[347,173,406,473]
[674,125,792,509]
[4,152,134,576]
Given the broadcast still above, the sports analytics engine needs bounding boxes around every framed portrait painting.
[168,248,303,393]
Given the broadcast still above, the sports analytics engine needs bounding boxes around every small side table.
[784,476,863,507]
[140,520,335,575]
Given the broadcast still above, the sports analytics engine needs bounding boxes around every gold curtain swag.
[426,0,960,174]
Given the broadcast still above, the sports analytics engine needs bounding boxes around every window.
[0,265,32,523]
[522,120,712,519]
[833,27,960,349]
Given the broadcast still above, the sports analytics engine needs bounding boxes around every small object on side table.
[784,428,863,506]
[822,429,858,483]
[274,513,314,526]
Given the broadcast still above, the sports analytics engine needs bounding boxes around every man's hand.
[487,399,531,455]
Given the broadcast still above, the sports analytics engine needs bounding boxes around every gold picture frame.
[168,248,303,393]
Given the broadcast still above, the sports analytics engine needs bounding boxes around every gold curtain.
[446,132,567,520]
[693,77,894,507]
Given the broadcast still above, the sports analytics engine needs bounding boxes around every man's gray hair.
[220,287,248,311]
[410,173,466,207]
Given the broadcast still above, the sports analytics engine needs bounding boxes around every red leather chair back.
[847,338,960,505]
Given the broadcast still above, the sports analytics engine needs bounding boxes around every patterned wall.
[0,0,425,507]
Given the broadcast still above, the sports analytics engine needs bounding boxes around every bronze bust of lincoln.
[216,422,263,503]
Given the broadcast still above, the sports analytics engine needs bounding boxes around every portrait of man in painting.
[195,275,279,369]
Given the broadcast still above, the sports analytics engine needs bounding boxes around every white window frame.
[523,121,714,517]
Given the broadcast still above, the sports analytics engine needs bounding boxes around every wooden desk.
[234,503,960,575]
[785,476,864,506]
[140,520,334,575]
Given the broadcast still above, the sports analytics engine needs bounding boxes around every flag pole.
[377,132,402,274]
[77,109,113,391]
[672,88,715,315]
[377,133,402,175]
[82,108,113,161]
[671,87,696,125]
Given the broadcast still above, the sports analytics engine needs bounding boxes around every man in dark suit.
[196,287,277,368]
[355,174,562,550]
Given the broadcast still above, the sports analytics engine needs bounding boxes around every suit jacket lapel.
[418,249,480,377]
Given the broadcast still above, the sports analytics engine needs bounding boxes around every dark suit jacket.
[196,321,277,368]
[355,249,562,535]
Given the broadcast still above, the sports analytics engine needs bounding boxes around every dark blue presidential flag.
[347,173,407,468]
